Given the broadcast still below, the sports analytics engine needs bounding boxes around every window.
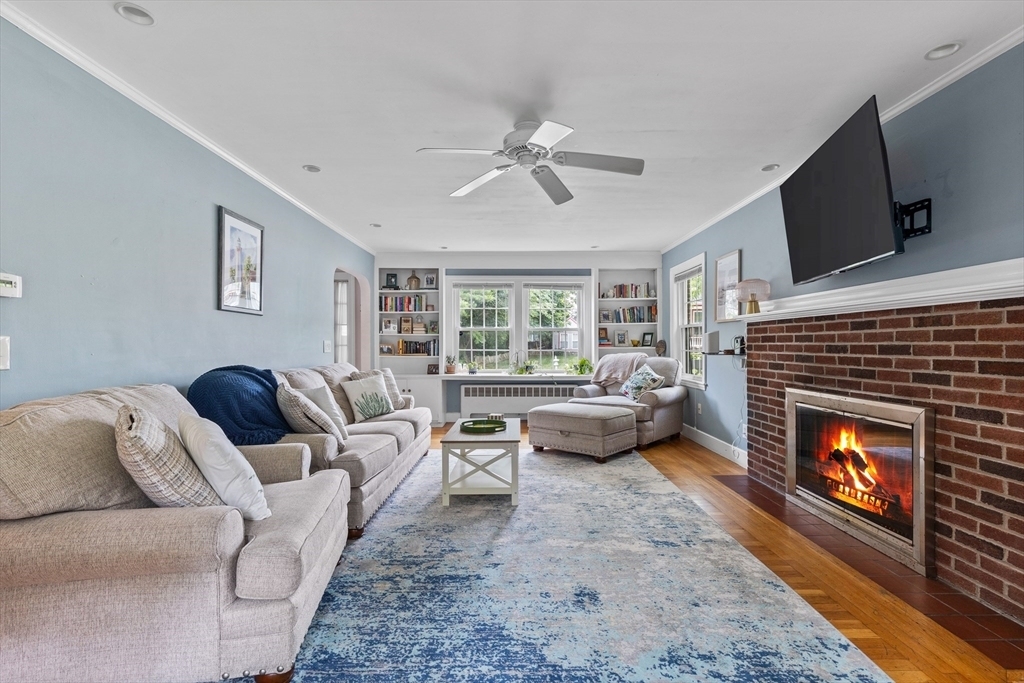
[455,285,511,370]
[526,285,581,371]
[334,279,349,364]
[671,255,705,388]
[448,277,590,373]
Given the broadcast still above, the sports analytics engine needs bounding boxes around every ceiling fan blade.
[552,151,645,176]
[531,166,573,205]
[527,121,574,150]
[450,165,514,197]
[417,148,502,156]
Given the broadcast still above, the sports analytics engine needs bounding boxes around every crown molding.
[738,258,1023,323]
[661,25,1024,255]
[0,2,376,256]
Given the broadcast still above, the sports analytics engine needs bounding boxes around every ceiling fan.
[417,120,644,205]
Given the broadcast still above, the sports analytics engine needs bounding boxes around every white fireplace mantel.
[739,258,1024,323]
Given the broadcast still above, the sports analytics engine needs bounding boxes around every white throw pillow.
[276,383,345,445]
[178,413,272,521]
[296,385,350,439]
[620,364,666,401]
[341,374,395,423]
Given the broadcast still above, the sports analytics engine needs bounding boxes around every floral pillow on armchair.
[620,365,666,401]
[340,374,395,422]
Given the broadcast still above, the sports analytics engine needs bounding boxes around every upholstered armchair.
[569,355,687,447]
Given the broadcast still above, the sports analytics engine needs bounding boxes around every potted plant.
[467,361,478,375]
[568,358,594,375]
[444,355,457,374]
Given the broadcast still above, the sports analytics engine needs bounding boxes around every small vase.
[407,270,421,290]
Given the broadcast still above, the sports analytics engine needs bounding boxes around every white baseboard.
[682,425,748,469]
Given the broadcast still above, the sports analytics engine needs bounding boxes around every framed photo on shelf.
[379,343,394,355]
[715,249,741,322]
[384,273,398,289]
[218,207,264,315]
[641,332,654,346]
[400,316,413,334]
[614,330,629,347]
[427,363,439,375]
[598,327,610,344]
[424,272,437,289]
[599,309,612,323]
[382,318,397,333]
[426,304,435,311]
[428,320,439,334]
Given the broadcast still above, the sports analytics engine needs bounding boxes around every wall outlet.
[697,402,702,415]
[323,340,332,353]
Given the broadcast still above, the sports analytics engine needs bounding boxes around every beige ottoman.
[528,403,637,463]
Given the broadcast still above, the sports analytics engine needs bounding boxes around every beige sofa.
[0,384,350,683]
[569,356,687,447]
[273,363,432,538]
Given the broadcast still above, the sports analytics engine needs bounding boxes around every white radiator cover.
[460,384,576,418]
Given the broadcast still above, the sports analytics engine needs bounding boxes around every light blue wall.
[0,20,374,408]
[662,44,1024,447]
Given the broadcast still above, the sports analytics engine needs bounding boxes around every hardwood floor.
[430,424,1021,682]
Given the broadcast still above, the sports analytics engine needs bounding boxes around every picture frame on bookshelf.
[380,343,395,355]
[599,309,612,323]
[426,304,435,311]
[382,318,397,333]
[715,250,741,322]
[424,272,437,289]
[641,332,654,347]
[427,363,439,375]
[428,320,439,334]
[384,273,399,289]
[400,316,413,334]
[613,330,629,347]
[598,327,610,344]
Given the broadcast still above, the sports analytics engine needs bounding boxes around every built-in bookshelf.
[596,268,661,357]
[376,268,442,375]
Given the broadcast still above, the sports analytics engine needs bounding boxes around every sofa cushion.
[346,420,415,454]
[114,404,222,508]
[326,433,398,487]
[341,375,395,422]
[178,414,271,521]
[568,395,653,422]
[350,368,406,410]
[363,407,432,438]
[619,365,666,401]
[276,368,329,392]
[235,469,350,600]
[644,357,681,387]
[276,384,345,445]
[309,363,358,424]
[0,384,193,520]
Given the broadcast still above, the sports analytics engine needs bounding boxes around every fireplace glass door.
[794,403,914,542]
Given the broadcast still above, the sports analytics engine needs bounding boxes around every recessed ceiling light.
[761,164,780,172]
[591,246,599,249]
[369,223,381,228]
[302,164,321,173]
[114,2,155,25]
[440,246,448,250]
[925,42,963,60]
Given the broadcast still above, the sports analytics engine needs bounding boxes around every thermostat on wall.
[0,273,22,298]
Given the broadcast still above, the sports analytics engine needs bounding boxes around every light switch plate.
[0,336,10,370]
[323,340,332,353]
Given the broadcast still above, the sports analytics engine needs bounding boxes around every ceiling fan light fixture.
[114,2,155,25]
[925,42,963,60]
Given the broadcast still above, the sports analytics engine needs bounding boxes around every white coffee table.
[441,418,520,506]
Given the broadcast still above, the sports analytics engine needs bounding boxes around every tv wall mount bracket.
[894,198,932,240]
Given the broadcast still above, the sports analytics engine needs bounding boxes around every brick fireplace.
[746,297,1024,623]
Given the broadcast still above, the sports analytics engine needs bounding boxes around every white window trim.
[670,254,707,390]
[445,275,593,374]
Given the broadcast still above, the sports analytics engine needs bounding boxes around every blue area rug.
[288,449,892,682]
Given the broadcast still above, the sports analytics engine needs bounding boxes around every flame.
[830,427,877,491]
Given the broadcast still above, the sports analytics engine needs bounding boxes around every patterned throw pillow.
[620,364,666,401]
[276,383,345,445]
[350,368,406,410]
[296,385,350,440]
[114,404,223,508]
[341,374,395,423]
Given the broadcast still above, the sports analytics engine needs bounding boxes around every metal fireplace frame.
[785,388,935,576]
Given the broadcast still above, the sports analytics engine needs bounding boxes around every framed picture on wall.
[218,207,264,315]
[715,249,741,322]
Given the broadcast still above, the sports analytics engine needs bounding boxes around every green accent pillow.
[620,365,666,401]
[340,374,395,422]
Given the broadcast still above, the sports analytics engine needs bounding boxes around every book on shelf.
[378,294,426,312]
[396,338,439,356]
[601,305,658,323]
[600,282,655,299]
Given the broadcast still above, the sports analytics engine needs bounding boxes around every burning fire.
[831,428,877,491]
[820,424,896,512]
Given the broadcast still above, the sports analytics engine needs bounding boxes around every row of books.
[601,306,658,323]
[600,282,655,299]
[379,295,427,312]
[380,338,440,356]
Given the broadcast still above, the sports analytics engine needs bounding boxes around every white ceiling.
[4,1,1022,254]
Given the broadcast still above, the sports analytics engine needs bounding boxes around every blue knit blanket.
[186,365,290,446]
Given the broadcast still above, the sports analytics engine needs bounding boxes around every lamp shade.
[736,279,771,314]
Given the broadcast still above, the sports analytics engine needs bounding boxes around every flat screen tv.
[780,96,902,285]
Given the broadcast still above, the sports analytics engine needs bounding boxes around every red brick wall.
[746,298,1024,622]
